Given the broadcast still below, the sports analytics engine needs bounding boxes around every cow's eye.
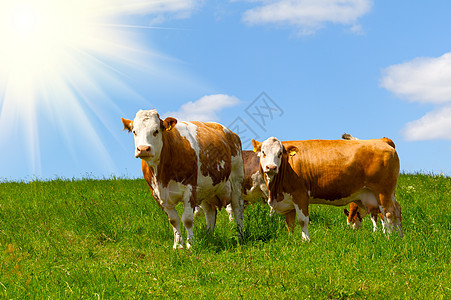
[262,151,266,157]
[132,130,136,135]
[278,152,282,158]
[153,130,159,136]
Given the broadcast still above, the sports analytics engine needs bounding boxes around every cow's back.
[285,139,399,200]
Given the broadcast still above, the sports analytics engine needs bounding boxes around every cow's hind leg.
[200,201,217,233]
[164,208,185,249]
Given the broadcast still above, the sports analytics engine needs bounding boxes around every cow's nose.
[136,145,151,158]
[266,164,277,173]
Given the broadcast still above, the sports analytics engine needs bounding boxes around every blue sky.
[0,0,450,181]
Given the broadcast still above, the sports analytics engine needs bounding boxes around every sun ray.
[0,0,177,178]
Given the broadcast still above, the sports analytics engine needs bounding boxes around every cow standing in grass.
[252,137,402,241]
[341,133,397,232]
[122,109,244,249]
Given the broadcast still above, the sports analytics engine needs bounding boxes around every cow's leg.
[225,204,234,221]
[182,196,195,249]
[200,201,217,233]
[230,181,244,240]
[164,208,185,249]
[371,213,379,232]
[294,202,310,242]
[284,209,296,234]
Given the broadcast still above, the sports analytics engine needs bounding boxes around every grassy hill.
[0,174,449,299]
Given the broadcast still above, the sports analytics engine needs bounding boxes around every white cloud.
[105,0,203,23]
[403,106,451,141]
[380,52,451,104]
[166,94,240,121]
[381,52,451,143]
[241,0,373,35]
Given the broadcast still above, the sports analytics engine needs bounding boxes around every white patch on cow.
[308,190,311,197]
[371,215,379,232]
[243,170,267,203]
[176,121,199,154]
[293,202,310,242]
[270,192,295,214]
[217,160,226,171]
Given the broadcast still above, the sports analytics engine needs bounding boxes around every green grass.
[0,174,449,299]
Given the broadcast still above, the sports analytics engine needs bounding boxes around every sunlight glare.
[0,0,156,176]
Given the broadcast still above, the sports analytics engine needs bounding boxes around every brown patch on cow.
[191,121,241,186]
[242,150,260,192]
[155,126,198,209]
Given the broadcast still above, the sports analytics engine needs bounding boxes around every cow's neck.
[154,127,198,188]
[267,154,295,203]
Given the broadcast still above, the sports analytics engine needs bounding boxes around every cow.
[341,133,397,232]
[252,137,402,241]
[121,109,245,249]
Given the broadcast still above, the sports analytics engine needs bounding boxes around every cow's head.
[252,137,285,181]
[121,109,177,163]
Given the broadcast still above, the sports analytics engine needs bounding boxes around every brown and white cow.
[122,109,244,249]
[252,137,402,241]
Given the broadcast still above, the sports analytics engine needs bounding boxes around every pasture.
[0,174,449,299]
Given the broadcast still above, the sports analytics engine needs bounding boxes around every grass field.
[0,174,449,299]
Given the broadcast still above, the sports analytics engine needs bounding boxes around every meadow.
[0,174,449,299]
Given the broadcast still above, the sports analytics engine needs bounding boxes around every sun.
[0,0,154,175]
[10,4,38,34]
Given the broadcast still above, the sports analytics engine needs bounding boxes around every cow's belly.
[196,175,231,203]
[309,188,378,208]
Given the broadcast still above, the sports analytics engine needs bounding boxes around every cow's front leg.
[182,194,195,249]
[284,210,296,234]
[164,208,185,249]
[294,198,310,242]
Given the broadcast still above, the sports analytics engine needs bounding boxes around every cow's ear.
[121,118,133,132]
[162,117,177,131]
[252,139,262,153]
[285,145,298,157]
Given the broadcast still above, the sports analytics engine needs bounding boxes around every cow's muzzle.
[265,164,278,175]
[136,145,151,158]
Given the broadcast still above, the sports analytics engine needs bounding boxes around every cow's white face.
[254,137,283,181]
[122,109,177,165]
[131,109,163,162]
